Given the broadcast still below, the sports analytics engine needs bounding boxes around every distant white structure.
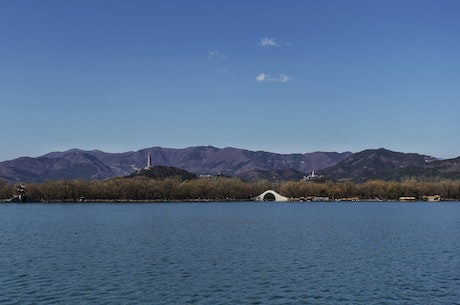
[254,190,289,202]
[302,171,322,181]
[146,154,152,169]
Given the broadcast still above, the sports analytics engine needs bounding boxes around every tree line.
[1,177,460,202]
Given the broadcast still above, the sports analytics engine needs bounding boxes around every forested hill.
[126,166,197,181]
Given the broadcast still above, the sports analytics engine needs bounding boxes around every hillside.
[0,150,116,183]
[319,148,460,181]
[0,146,351,183]
[126,166,197,181]
[2,147,459,183]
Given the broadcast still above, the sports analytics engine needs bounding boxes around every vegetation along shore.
[1,177,459,203]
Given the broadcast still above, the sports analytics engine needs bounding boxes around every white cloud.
[259,37,291,48]
[259,37,279,47]
[256,73,291,82]
[208,50,227,59]
[256,73,267,82]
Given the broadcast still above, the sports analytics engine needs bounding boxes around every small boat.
[399,196,416,202]
[422,195,441,202]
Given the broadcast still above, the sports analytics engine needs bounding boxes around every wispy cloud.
[259,37,291,48]
[259,37,279,48]
[256,73,291,83]
[208,50,227,60]
[277,74,290,82]
[213,68,229,74]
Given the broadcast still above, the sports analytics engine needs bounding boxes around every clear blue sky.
[1,0,459,161]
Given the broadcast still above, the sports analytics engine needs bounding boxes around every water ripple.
[0,202,459,304]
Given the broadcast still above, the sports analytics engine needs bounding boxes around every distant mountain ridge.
[0,146,351,183]
[1,147,459,183]
[319,148,460,182]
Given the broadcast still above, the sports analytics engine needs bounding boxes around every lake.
[0,202,459,304]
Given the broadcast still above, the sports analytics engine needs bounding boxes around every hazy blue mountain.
[319,148,460,181]
[0,146,351,182]
[0,150,116,183]
[3,146,458,183]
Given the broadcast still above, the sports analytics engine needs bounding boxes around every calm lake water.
[0,202,459,305]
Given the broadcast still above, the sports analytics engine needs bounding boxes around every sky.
[1,0,459,161]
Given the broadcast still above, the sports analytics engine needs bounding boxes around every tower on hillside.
[146,154,152,169]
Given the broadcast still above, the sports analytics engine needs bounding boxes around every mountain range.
[319,148,460,182]
[0,146,459,183]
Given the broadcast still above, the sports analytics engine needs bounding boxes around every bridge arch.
[254,190,289,202]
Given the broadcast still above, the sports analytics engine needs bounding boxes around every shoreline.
[2,198,458,204]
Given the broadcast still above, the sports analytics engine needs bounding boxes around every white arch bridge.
[254,190,289,202]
